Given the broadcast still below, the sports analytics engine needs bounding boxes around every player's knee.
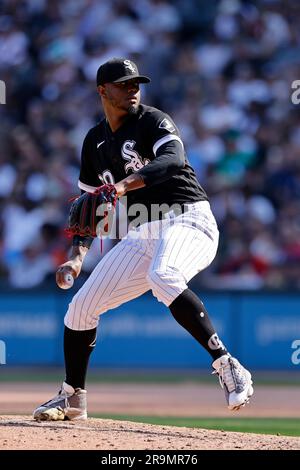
[147,267,186,303]
[64,293,101,331]
[147,268,169,289]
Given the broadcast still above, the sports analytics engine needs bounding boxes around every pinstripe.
[178,237,213,275]
[84,246,132,322]
[82,243,149,327]
[96,283,149,312]
[172,229,191,267]
[105,250,142,298]
[149,230,171,263]
[164,227,195,268]
[107,284,149,307]
[86,241,144,310]
[112,279,149,294]
[65,202,220,330]
[181,236,207,270]
[71,293,78,330]
[66,239,148,330]
[123,247,148,280]
[123,275,146,285]
[111,245,149,290]
[178,241,207,273]
[148,213,217,306]
[153,226,196,271]
[97,246,132,299]
[158,227,182,266]
[150,269,180,300]
[149,227,195,304]
[175,230,199,270]
[71,243,124,329]
[77,245,121,329]
[184,238,214,280]
[114,280,147,292]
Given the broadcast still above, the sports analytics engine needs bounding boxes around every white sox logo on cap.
[123,60,136,74]
[96,58,150,86]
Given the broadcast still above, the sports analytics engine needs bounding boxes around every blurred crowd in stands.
[0,0,300,289]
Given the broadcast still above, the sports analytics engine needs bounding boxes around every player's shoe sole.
[33,382,87,421]
[34,407,87,421]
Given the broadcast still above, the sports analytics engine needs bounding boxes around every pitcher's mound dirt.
[1,416,300,450]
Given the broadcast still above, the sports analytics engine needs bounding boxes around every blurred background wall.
[0,0,299,370]
[0,287,299,369]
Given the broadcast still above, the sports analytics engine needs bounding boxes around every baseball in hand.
[60,273,74,290]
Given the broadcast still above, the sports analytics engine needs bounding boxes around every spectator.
[1,0,300,289]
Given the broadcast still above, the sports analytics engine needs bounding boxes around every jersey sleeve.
[144,109,184,157]
[78,130,100,193]
[139,140,185,187]
[137,109,185,186]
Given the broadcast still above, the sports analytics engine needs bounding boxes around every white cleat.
[33,382,87,421]
[212,354,254,411]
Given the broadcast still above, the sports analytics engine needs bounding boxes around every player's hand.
[114,174,145,197]
[56,259,82,288]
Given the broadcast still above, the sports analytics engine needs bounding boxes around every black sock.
[169,289,228,361]
[64,326,97,390]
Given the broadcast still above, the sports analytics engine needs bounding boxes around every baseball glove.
[66,184,117,238]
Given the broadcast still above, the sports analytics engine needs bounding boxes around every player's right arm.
[56,129,98,287]
[56,244,89,288]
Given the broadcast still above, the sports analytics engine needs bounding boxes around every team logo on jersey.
[159,118,175,133]
[121,140,150,173]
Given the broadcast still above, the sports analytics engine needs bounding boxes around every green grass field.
[1,367,300,386]
[92,415,300,437]
[2,368,299,438]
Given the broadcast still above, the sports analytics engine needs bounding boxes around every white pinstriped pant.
[64,201,219,331]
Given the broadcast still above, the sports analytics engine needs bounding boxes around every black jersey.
[78,104,208,220]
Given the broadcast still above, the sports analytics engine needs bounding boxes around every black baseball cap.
[96,58,150,86]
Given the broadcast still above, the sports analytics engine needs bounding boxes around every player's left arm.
[114,172,145,197]
[137,139,184,186]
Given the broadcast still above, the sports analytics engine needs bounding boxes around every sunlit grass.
[91,415,300,437]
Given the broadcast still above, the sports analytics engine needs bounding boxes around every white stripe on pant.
[64,201,219,331]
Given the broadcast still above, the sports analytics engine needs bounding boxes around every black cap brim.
[112,74,150,84]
